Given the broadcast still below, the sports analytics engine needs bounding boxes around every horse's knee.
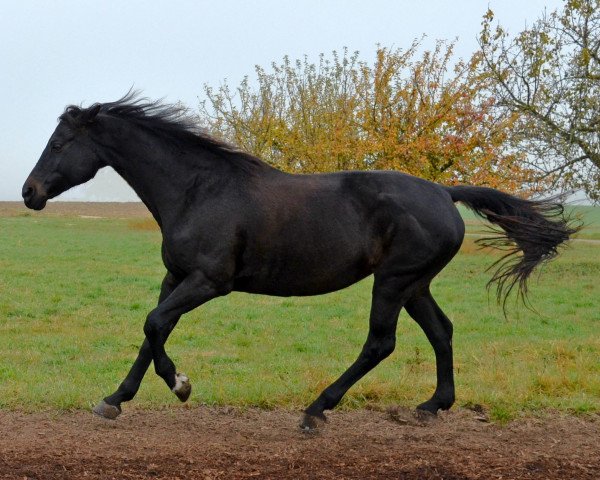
[143,311,167,374]
[363,335,396,363]
[143,310,161,339]
[380,336,396,358]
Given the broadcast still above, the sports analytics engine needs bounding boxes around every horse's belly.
[233,268,371,296]
[233,244,375,296]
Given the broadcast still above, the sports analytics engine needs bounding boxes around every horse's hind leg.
[405,289,455,414]
[301,275,410,430]
[93,273,183,419]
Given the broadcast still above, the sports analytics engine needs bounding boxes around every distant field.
[0,203,598,421]
[0,201,151,218]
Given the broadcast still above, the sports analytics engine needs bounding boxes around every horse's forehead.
[52,121,74,138]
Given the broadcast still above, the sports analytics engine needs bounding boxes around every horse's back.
[233,170,464,296]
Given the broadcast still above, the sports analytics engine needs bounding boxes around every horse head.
[22,103,104,210]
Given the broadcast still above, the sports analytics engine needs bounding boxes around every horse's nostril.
[22,184,35,200]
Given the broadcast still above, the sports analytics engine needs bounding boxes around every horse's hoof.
[299,412,327,433]
[414,407,438,425]
[416,400,441,415]
[415,408,437,419]
[172,373,191,402]
[92,400,122,420]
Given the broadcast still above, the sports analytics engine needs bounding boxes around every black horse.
[22,94,578,429]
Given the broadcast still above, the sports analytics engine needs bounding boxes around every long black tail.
[446,185,581,308]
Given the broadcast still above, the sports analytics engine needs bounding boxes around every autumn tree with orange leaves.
[199,41,541,194]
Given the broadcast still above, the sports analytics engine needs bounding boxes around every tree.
[479,0,600,201]
[199,42,539,193]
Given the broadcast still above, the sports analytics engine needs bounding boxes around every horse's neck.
[109,163,168,227]
[108,138,239,233]
[97,119,274,228]
[104,137,191,228]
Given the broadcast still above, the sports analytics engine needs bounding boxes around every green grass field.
[0,207,598,421]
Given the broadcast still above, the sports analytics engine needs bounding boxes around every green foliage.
[0,211,598,420]
[200,43,538,193]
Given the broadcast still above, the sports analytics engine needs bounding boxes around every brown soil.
[0,201,150,218]
[0,407,598,479]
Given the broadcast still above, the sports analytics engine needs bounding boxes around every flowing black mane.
[59,91,266,170]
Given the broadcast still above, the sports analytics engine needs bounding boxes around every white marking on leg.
[172,373,189,393]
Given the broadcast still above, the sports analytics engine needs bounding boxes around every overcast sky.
[1,0,562,201]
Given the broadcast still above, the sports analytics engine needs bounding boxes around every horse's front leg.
[94,271,224,419]
[93,272,181,419]
[143,271,225,399]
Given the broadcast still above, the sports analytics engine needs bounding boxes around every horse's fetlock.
[434,388,455,409]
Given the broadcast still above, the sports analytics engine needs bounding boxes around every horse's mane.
[59,91,267,171]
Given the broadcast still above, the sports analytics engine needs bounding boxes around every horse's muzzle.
[22,177,48,210]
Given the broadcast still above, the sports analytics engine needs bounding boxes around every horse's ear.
[83,103,102,124]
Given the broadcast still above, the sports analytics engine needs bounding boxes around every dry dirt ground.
[2,202,599,478]
[0,201,151,218]
[0,407,598,480]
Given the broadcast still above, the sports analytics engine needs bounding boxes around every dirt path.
[0,201,151,218]
[0,407,598,479]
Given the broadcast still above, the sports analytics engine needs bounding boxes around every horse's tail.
[445,185,581,308]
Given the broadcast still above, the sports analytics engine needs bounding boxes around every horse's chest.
[161,226,239,280]
[160,235,210,274]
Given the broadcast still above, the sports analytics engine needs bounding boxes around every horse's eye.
[51,143,63,153]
